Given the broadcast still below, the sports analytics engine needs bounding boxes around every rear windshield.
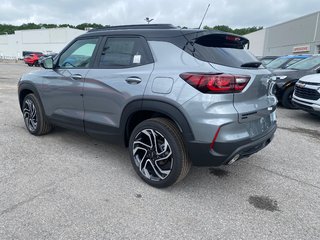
[187,34,259,68]
[266,58,288,68]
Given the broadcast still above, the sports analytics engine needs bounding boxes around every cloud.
[0,0,319,28]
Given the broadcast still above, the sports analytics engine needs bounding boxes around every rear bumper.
[187,124,277,166]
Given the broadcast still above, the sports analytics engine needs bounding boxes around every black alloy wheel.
[22,94,52,135]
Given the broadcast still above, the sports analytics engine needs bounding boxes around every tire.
[281,86,297,109]
[27,63,33,67]
[22,94,52,136]
[129,118,191,188]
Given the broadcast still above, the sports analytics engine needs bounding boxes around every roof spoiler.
[193,33,250,49]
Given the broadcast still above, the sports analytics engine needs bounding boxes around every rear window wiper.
[241,62,262,68]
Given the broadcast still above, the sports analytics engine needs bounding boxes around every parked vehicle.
[266,54,311,69]
[259,56,279,66]
[292,74,320,116]
[18,24,277,188]
[23,53,43,66]
[22,51,43,57]
[272,55,320,108]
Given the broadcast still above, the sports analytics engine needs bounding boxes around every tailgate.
[210,64,277,123]
[233,73,276,123]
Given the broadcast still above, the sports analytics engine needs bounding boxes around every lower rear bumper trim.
[187,124,277,167]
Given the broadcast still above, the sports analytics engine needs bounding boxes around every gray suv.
[18,24,277,188]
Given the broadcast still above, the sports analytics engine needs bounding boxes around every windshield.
[266,58,288,69]
[288,56,320,70]
[266,57,305,69]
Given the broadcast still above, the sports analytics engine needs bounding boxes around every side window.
[98,37,152,68]
[58,38,98,68]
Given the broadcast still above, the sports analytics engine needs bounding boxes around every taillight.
[180,73,250,93]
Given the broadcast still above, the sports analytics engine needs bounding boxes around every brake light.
[180,73,250,93]
[226,35,241,41]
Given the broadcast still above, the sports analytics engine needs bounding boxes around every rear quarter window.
[98,37,153,68]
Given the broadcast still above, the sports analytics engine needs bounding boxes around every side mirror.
[41,57,54,69]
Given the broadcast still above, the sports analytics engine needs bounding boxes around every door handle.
[71,74,83,80]
[125,77,142,84]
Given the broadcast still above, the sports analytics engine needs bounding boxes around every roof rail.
[88,24,177,32]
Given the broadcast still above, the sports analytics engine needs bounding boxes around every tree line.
[203,25,263,35]
[0,23,263,35]
[0,23,105,35]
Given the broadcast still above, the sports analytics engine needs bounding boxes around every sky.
[1,0,320,28]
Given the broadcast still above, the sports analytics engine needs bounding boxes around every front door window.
[58,38,98,68]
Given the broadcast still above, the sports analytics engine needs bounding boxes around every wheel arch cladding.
[278,79,298,92]
[19,83,44,112]
[121,100,195,147]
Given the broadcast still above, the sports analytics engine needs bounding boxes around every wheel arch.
[279,79,298,92]
[121,100,195,147]
[276,79,298,101]
[282,79,298,89]
[18,83,42,112]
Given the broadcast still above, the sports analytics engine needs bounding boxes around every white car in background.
[293,74,320,116]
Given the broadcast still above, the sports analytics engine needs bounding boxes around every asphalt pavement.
[0,62,320,240]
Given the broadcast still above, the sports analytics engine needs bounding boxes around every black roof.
[88,24,177,32]
[83,24,202,39]
[81,24,248,42]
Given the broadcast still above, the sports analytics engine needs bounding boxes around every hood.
[271,68,308,79]
[299,74,320,84]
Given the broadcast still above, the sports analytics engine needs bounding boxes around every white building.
[245,11,320,57]
[0,27,86,59]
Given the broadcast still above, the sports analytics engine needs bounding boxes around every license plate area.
[247,110,276,138]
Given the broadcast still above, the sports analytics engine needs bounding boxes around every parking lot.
[0,62,320,239]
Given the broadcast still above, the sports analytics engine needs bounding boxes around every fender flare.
[276,79,298,98]
[282,79,298,90]
[18,83,43,111]
[120,99,195,145]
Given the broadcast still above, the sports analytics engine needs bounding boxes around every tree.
[0,22,108,35]
[18,23,40,30]
[203,25,263,35]
[76,23,104,30]
[58,24,76,28]
[40,24,58,29]
[0,24,17,34]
